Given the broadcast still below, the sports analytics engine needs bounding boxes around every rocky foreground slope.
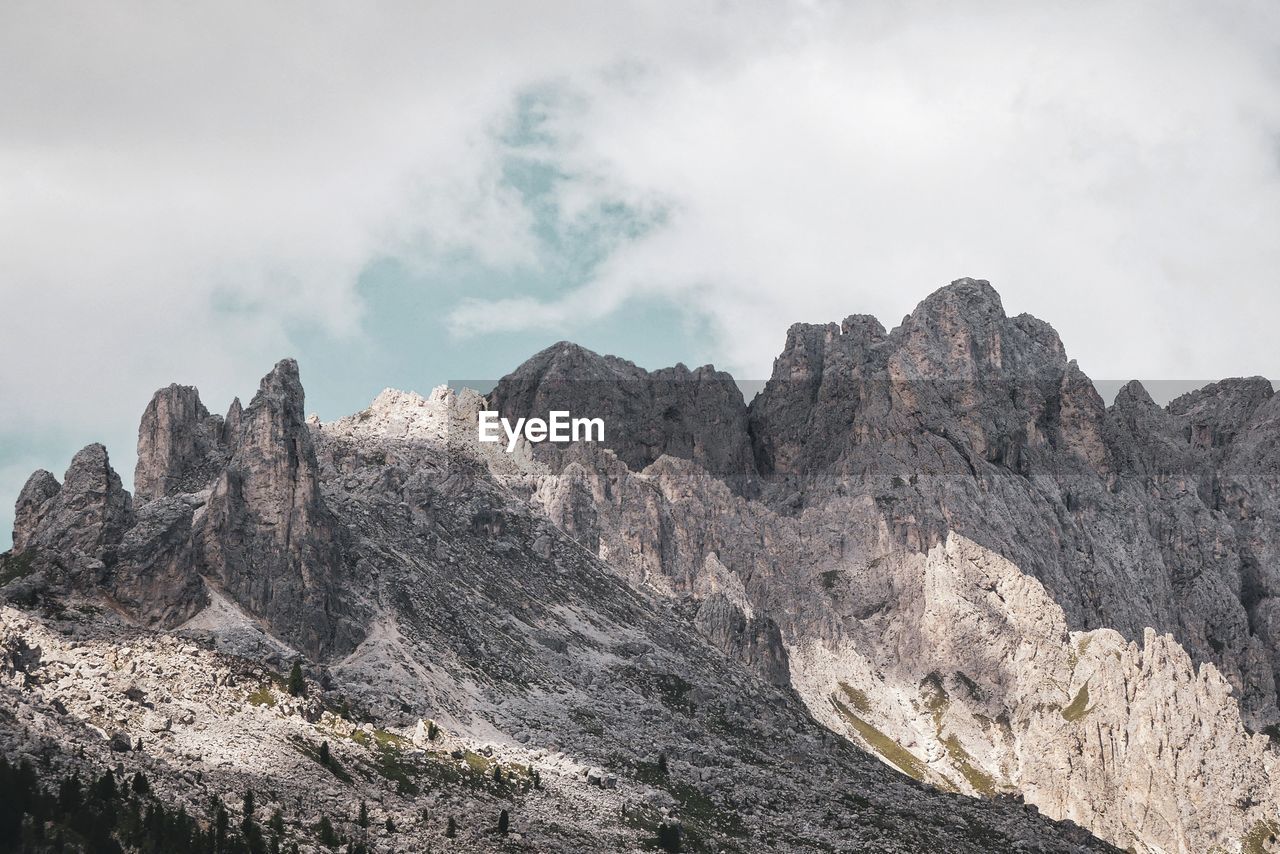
[1,346,1117,852]
[2,278,1278,853]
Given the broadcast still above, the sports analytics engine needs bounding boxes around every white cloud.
[446,1,1280,382]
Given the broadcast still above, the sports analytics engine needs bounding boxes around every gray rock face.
[693,593,790,686]
[134,383,229,501]
[8,280,1279,853]
[8,360,361,659]
[749,278,1105,480]
[192,359,359,659]
[111,497,206,626]
[13,444,133,565]
[489,341,756,486]
[494,278,1280,852]
[12,469,61,552]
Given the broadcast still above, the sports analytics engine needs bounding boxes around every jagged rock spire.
[135,383,228,501]
[192,358,355,658]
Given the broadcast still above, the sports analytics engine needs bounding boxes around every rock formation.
[489,340,757,485]
[503,278,1280,853]
[5,278,1280,853]
[134,383,229,501]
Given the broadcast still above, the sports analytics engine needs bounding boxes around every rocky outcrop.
[792,535,1280,854]
[694,593,790,686]
[501,278,1280,853]
[489,341,756,485]
[192,359,358,659]
[12,444,133,567]
[12,469,61,553]
[7,279,1280,854]
[134,384,230,501]
[111,497,206,626]
[748,278,1108,480]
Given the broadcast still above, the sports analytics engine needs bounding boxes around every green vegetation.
[831,694,930,783]
[837,682,871,714]
[349,727,410,750]
[569,707,605,736]
[652,673,696,713]
[820,569,841,591]
[1061,682,1092,722]
[315,814,339,848]
[0,754,291,853]
[463,749,492,775]
[657,821,684,852]
[1243,819,1279,854]
[918,673,996,796]
[287,661,306,697]
[247,684,277,708]
[941,735,996,796]
[632,759,745,847]
[290,736,352,783]
[365,735,419,795]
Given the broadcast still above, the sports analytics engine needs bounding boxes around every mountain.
[0,278,1274,853]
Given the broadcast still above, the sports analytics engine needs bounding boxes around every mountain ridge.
[3,276,1279,852]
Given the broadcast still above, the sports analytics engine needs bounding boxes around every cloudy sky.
[3,1,1280,546]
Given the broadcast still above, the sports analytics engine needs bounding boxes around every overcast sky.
[3,1,1280,547]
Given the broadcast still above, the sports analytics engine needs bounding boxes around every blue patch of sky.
[289,85,714,420]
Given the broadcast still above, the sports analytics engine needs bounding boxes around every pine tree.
[357,799,368,828]
[215,801,230,852]
[445,816,456,838]
[492,765,503,784]
[315,814,338,848]
[288,661,306,697]
[319,741,331,767]
[657,752,669,775]
[58,775,82,813]
[131,770,150,795]
[385,816,395,833]
[427,720,440,741]
[93,770,117,801]
[243,789,256,825]
[657,821,682,852]
[497,809,509,834]
[269,809,285,836]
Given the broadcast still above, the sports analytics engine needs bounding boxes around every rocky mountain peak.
[135,383,227,502]
[31,444,133,560]
[490,341,756,482]
[192,358,359,659]
[12,470,61,553]
[913,276,1006,319]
